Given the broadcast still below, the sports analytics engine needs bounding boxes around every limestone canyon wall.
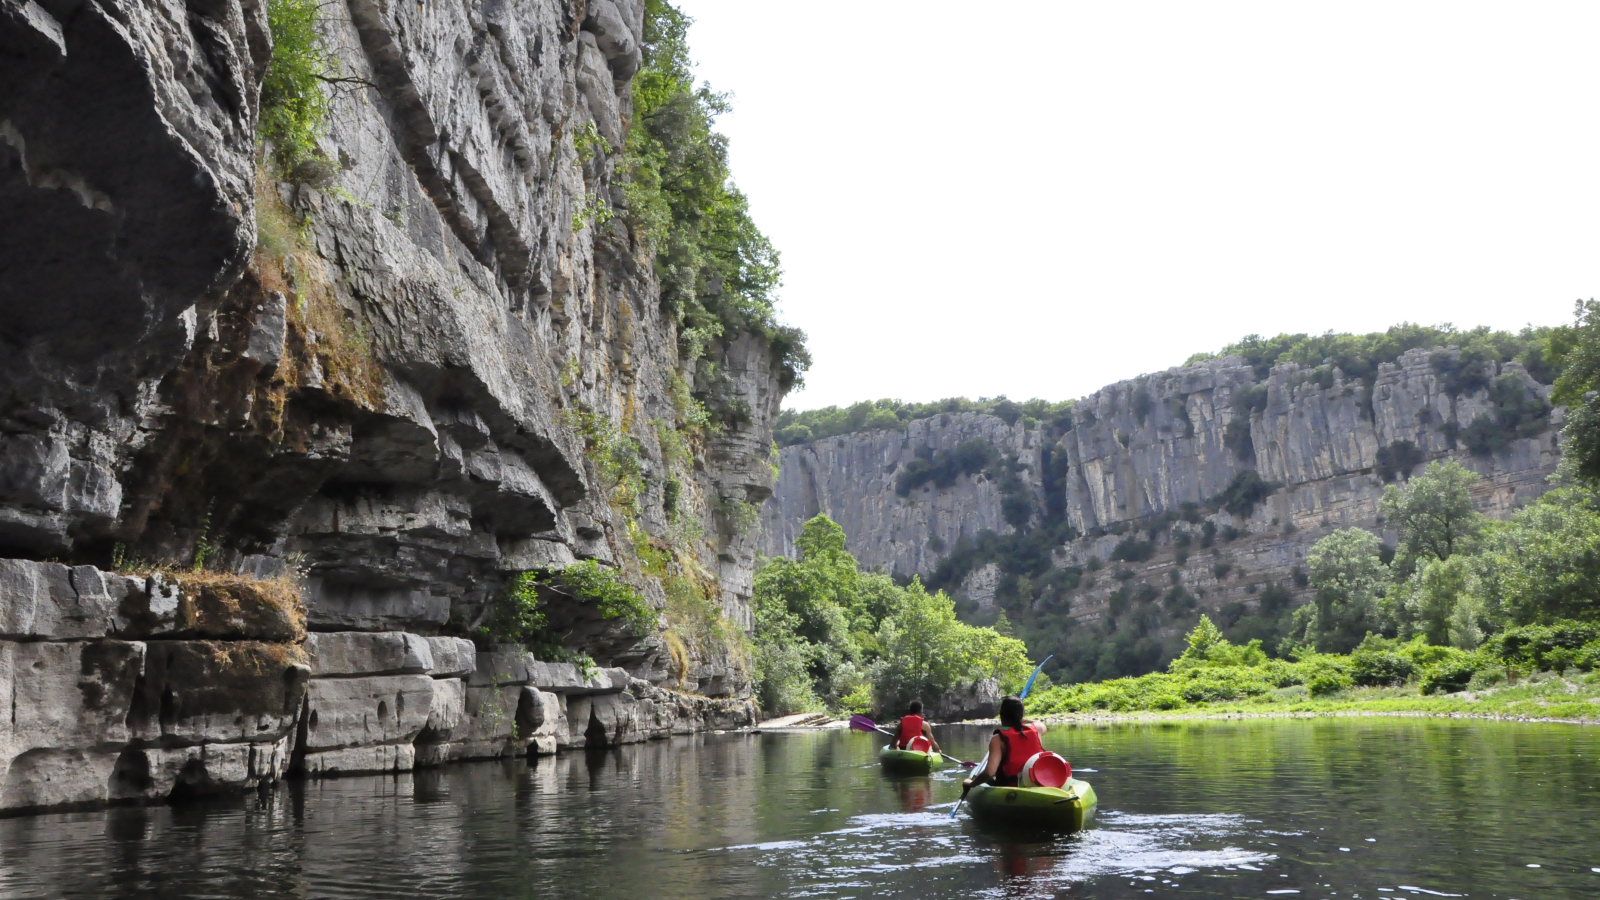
[764,351,1561,631]
[0,0,778,813]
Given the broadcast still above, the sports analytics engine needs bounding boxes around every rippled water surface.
[3,719,1599,899]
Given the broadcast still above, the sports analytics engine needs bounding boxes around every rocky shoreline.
[0,558,753,815]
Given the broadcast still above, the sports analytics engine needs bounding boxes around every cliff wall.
[763,350,1560,651]
[0,0,780,813]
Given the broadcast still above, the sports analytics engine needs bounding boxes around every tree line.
[753,516,1031,715]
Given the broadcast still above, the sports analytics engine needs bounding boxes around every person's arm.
[964,734,1005,787]
[922,720,941,753]
[1026,718,1047,736]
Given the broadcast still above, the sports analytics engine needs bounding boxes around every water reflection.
[0,720,1597,899]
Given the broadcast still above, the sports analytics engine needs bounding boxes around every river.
[2,719,1596,899]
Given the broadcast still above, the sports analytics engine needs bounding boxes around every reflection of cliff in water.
[3,723,1597,899]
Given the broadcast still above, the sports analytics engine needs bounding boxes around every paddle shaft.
[953,656,1053,818]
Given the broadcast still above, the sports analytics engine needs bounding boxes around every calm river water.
[2,719,1597,899]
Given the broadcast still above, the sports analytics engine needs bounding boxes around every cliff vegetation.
[627,0,810,420]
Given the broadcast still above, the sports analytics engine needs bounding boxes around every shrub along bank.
[1026,615,1600,721]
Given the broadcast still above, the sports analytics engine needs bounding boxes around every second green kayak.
[965,777,1097,831]
[879,745,942,775]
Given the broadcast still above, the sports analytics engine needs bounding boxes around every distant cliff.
[763,347,1562,678]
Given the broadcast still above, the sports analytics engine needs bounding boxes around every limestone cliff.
[0,0,784,812]
[763,350,1561,668]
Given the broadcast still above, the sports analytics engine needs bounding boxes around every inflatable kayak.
[879,745,943,775]
[965,777,1097,832]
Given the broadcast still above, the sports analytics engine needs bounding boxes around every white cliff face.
[762,412,1049,576]
[0,0,779,812]
[764,349,1561,623]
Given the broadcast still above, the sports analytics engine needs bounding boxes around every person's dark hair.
[908,700,923,715]
[998,696,1025,729]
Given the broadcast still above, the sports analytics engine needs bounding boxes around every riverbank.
[1014,673,1600,727]
[756,672,1600,731]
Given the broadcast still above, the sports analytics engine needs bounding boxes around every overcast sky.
[671,1,1600,411]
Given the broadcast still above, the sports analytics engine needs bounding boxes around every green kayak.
[879,745,943,775]
[965,777,1097,832]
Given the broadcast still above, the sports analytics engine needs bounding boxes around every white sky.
[672,1,1600,411]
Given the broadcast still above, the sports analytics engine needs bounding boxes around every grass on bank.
[1024,615,1600,723]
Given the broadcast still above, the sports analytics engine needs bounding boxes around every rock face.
[0,559,754,812]
[0,0,779,812]
[764,351,1562,637]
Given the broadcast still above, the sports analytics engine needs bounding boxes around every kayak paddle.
[848,714,894,736]
[950,655,1055,819]
[850,715,973,765]
[1021,655,1054,699]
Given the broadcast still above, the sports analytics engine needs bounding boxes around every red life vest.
[896,715,926,749]
[997,725,1045,778]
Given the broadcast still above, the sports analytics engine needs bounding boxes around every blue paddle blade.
[1020,655,1054,700]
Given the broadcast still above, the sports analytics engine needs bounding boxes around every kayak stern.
[879,745,942,775]
[966,777,1097,832]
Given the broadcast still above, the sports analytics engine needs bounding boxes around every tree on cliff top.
[625,1,810,402]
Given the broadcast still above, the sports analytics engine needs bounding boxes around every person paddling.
[962,696,1047,788]
[894,700,941,753]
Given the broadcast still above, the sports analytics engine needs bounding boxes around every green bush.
[627,1,808,403]
[894,440,996,496]
[1110,537,1155,563]
[485,561,658,657]
[1349,648,1417,687]
[1212,469,1281,519]
[1466,666,1507,691]
[1487,621,1600,671]
[260,0,332,169]
[1421,652,1487,695]
[1306,668,1353,697]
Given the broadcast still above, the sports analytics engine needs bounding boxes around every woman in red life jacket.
[962,696,1047,788]
[894,699,941,753]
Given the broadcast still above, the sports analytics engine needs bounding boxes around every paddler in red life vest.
[962,696,1048,788]
[894,699,941,753]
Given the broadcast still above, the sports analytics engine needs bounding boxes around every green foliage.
[1485,620,1600,671]
[751,515,1032,715]
[1211,469,1280,519]
[1345,634,1433,686]
[1552,300,1600,486]
[1379,460,1484,575]
[1168,615,1268,672]
[895,440,997,496]
[1110,537,1155,563]
[485,561,657,657]
[1375,440,1423,483]
[259,0,332,170]
[1188,323,1556,385]
[1449,374,1554,457]
[872,581,1032,712]
[566,409,646,513]
[775,397,1074,447]
[714,495,761,538]
[1419,651,1488,695]
[1486,488,1600,624]
[626,1,808,403]
[1290,528,1388,653]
